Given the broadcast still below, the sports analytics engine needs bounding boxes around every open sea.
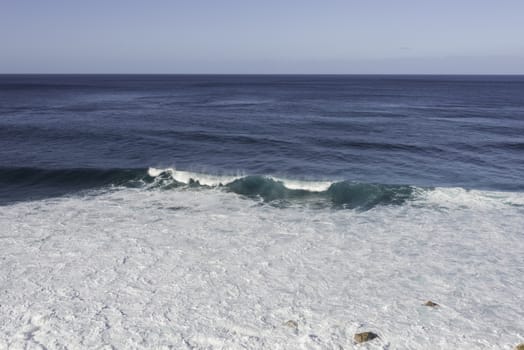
[1,75,523,349]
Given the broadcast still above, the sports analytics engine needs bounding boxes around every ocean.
[1,75,523,349]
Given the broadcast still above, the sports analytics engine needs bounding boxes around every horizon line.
[1,73,524,76]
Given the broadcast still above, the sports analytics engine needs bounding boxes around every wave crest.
[4,166,521,211]
[148,167,416,210]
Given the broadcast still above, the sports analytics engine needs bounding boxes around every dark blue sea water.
[1,74,523,205]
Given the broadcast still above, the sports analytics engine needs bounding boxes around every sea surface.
[1,75,523,349]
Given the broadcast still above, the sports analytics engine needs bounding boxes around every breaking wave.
[2,166,523,210]
[147,168,524,209]
[0,166,419,209]
[147,167,417,210]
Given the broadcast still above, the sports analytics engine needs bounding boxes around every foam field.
[1,186,523,349]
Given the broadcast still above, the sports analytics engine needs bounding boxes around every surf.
[3,166,522,211]
[148,167,418,210]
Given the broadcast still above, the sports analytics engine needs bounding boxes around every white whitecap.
[268,177,333,192]
[422,186,524,209]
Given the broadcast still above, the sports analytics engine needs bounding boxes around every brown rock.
[424,300,439,307]
[515,344,524,350]
[354,331,378,343]
[284,320,298,329]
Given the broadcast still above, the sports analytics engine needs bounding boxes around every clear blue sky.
[1,0,523,74]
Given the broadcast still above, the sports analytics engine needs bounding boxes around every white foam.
[148,167,243,186]
[268,177,333,192]
[421,186,524,209]
[1,187,523,349]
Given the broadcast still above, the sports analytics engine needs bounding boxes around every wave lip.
[148,167,333,192]
[149,167,416,210]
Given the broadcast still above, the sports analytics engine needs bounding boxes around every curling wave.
[147,167,417,210]
[3,166,523,210]
[0,166,419,209]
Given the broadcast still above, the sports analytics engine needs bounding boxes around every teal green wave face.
[225,176,417,210]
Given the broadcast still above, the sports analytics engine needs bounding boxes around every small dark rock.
[424,300,439,307]
[284,320,298,329]
[515,344,524,350]
[354,331,378,343]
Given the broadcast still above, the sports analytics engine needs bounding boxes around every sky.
[1,0,523,74]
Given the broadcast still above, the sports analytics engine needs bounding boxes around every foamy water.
[1,186,523,349]
[2,74,524,349]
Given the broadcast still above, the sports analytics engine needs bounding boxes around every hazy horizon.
[1,0,523,74]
